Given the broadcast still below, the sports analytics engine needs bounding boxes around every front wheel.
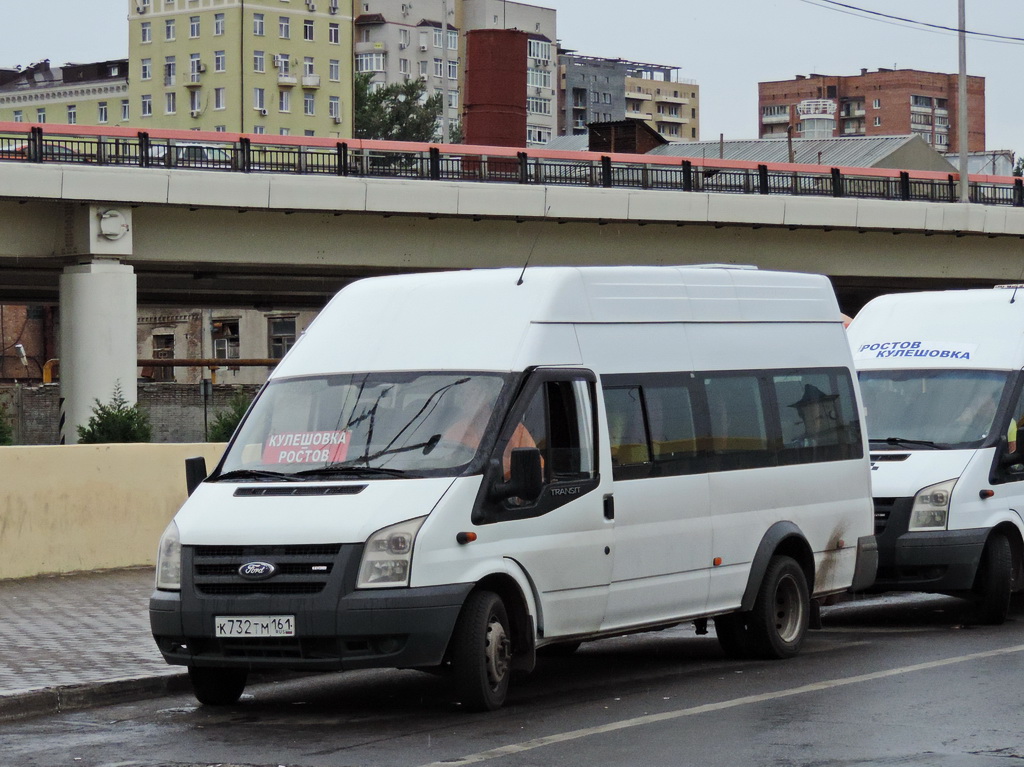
[187,666,248,706]
[450,590,513,711]
[973,532,1012,625]
[747,555,810,660]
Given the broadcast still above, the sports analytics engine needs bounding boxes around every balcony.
[625,109,653,121]
[761,113,790,125]
[278,74,298,87]
[301,74,321,89]
[625,90,652,101]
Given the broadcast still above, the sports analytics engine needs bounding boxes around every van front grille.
[190,543,344,597]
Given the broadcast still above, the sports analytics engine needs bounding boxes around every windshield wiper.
[870,437,950,450]
[212,469,301,482]
[292,465,413,479]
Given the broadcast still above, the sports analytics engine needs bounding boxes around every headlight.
[909,478,957,531]
[357,517,426,589]
[156,520,181,591]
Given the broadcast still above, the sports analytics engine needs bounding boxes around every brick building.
[758,68,985,154]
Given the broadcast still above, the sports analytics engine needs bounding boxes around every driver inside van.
[443,381,539,479]
[790,384,841,448]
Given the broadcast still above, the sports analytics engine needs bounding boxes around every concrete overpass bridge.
[3,122,1024,439]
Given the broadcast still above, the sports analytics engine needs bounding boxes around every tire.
[747,555,810,660]
[714,613,755,659]
[973,532,1012,625]
[187,666,248,706]
[450,590,513,712]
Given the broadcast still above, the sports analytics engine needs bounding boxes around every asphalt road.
[4,593,1024,767]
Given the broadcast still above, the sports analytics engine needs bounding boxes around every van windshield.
[858,369,1010,449]
[217,372,510,479]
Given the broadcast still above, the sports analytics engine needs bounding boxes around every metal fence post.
[337,142,348,176]
[682,160,693,192]
[758,164,769,195]
[1014,178,1024,208]
[831,168,844,198]
[138,131,150,168]
[429,146,441,180]
[899,172,911,201]
[240,137,252,173]
[517,152,528,184]
[947,174,957,202]
[29,126,44,163]
[601,155,613,188]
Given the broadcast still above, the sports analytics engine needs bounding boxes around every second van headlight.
[909,478,957,531]
[357,517,426,589]
[156,520,181,591]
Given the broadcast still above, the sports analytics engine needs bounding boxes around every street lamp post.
[957,0,969,203]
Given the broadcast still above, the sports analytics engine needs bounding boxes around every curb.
[0,672,190,723]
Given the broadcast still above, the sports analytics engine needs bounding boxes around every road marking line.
[418,643,1024,767]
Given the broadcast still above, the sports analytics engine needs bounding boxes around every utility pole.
[441,0,451,143]
[957,0,969,203]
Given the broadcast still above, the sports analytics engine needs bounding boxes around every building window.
[873,116,881,127]
[329,95,340,119]
[215,50,226,72]
[165,18,175,40]
[141,95,152,117]
[329,59,340,81]
[141,58,152,80]
[212,320,240,360]
[448,59,458,79]
[398,58,410,75]
[527,96,551,115]
[448,29,458,50]
[164,56,176,86]
[280,127,291,136]
[189,15,200,37]
[152,335,175,382]
[356,53,386,72]
[276,54,290,75]
[215,87,226,110]
[214,12,225,35]
[400,28,411,48]
[254,13,265,35]
[304,92,315,115]
[279,16,290,38]
[166,92,177,114]
[97,102,108,123]
[911,94,932,108]
[872,98,881,109]
[418,60,428,76]
[329,23,339,44]
[35,108,45,123]
[433,58,443,77]
[528,39,550,61]
[254,50,265,72]
[526,125,551,144]
[215,125,226,132]
[141,21,152,43]
[190,89,201,112]
[254,87,265,110]
[448,89,458,109]
[303,19,314,41]
[121,100,130,120]
[762,104,788,117]
[66,104,77,124]
[268,317,296,358]
[433,28,443,48]
[279,89,291,112]
[303,56,314,76]
[190,53,202,81]
[527,68,551,89]
[253,125,266,134]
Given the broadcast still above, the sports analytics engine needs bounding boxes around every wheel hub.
[484,617,511,687]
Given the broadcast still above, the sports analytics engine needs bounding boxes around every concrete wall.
[0,443,225,580]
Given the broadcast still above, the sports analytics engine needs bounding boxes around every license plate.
[214,615,296,638]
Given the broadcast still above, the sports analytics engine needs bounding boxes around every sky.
[2,0,1022,152]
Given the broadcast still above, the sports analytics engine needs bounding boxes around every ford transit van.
[849,287,1024,623]
[151,266,877,710]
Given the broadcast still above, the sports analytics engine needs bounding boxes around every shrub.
[77,383,152,443]
[208,390,253,442]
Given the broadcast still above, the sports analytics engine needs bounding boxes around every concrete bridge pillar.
[58,205,137,444]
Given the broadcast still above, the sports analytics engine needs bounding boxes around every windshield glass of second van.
[219,372,509,477]
[859,369,1010,448]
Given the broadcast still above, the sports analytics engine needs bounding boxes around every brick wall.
[0,383,262,445]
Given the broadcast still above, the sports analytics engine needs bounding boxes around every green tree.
[77,383,152,443]
[0,401,13,446]
[354,72,444,142]
[208,390,253,442]
[1014,155,1024,177]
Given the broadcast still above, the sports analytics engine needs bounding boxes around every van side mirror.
[184,456,208,496]
[492,448,543,503]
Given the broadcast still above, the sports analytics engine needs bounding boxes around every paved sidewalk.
[0,567,188,722]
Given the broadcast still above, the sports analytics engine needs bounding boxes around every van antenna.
[516,228,542,286]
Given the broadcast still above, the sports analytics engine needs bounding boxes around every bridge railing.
[2,122,1022,208]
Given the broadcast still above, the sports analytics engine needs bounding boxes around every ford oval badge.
[239,561,277,580]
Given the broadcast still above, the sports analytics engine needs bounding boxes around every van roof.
[849,288,1024,371]
[276,266,843,377]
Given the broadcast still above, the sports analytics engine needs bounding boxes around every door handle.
[603,493,614,520]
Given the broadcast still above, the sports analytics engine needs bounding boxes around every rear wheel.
[450,590,512,711]
[187,666,248,706]
[747,555,810,660]
[973,532,1012,625]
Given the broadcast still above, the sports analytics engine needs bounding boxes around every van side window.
[704,374,771,470]
[605,386,650,469]
[773,370,863,464]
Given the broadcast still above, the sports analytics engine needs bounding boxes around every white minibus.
[849,287,1024,624]
[151,266,877,710]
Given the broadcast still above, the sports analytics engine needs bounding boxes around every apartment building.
[126,0,354,137]
[0,59,129,126]
[559,54,699,142]
[758,68,984,153]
